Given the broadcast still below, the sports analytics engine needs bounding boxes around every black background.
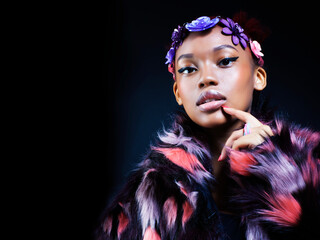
[39,0,319,239]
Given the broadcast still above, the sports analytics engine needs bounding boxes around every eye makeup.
[178,66,198,74]
[218,56,239,67]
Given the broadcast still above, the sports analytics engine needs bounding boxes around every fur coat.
[96,110,320,240]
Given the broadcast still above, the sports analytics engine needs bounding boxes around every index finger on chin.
[222,106,261,126]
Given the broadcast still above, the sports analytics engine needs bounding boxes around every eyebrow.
[177,53,194,62]
[213,44,238,52]
[176,44,238,62]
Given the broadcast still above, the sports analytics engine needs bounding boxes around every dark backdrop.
[58,1,319,239]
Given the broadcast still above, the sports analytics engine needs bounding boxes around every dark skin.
[172,26,273,213]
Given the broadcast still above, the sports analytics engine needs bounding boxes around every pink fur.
[182,200,194,227]
[301,151,319,188]
[143,226,161,240]
[229,150,257,176]
[261,193,301,226]
[156,147,206,174]
[117,211,129,238]
[102,216,112,235]
[136,169,160,234]
[176,181,198,208]
[176,181,188,196]
[158,125,211,159]
[163,197,178,229]
[143,168,157,180]
[98,111,320,240]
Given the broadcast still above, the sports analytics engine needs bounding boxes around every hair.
[232,12,270,44]
[231,11,271,67]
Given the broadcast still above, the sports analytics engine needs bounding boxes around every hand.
[218,106,274,161]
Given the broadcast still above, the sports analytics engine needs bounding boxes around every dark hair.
[231,11,271,67]
[232,12,270,44]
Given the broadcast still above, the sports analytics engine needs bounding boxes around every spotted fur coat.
[96,111,320,240]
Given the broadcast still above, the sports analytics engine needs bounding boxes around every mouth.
[196,89,227,112]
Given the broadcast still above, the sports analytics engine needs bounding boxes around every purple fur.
[96,111,320,240]
[158,125,211,161]
[136,169,161,235]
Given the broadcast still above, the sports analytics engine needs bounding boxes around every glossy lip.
[196,89,227,112]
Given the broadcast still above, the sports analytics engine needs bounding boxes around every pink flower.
[250,40,264,58]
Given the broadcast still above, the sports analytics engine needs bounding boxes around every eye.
[218,57,239,67]
[178,66,197,74]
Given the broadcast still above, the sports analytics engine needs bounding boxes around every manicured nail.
[218,155,223,161]
[222,105,230,108]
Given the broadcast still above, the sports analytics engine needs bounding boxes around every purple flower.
[165,17,219,65]
[165,25,187,65]
[220,18,249,49]
[185,16,219,32]
[165,47,175,65]
[171,25,185,43]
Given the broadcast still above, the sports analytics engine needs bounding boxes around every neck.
[203,119,244,213]
[205,119,243,163]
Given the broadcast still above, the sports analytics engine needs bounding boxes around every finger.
[249,126,269,139]
[251,126,274,140]
[225,129,244,149]
[262,124,274,136]
[247,125,274,138]
[219,129,243,161]
[259,128,270,139]
[232,134,265,150]
[222,106,261,127]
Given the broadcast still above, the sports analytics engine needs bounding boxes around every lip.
[196,89,227,112]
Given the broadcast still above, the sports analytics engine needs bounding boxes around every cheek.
[177,80,197,106]
[221,65,255,109]
[176,81,200,118]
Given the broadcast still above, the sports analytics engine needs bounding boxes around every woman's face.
[173,26,266,128]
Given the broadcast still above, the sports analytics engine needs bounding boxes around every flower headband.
[165,16,264,79]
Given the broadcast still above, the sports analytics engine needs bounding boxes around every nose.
[198,64,218,88]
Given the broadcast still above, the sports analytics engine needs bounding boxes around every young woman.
[96,13,320,240]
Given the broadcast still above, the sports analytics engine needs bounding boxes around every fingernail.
[222,105,229,108]
[218,155,223,161]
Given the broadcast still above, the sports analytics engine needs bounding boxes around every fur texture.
[96,111,320,240]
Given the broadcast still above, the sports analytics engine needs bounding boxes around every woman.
[96,13,320,240]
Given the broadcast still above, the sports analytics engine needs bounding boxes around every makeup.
[196,89,227,112]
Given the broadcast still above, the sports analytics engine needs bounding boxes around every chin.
[192,109,229,129]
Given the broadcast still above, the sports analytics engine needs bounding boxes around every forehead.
[176,26,248,59]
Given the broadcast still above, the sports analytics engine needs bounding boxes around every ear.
[253,67,267,91]
[173,82,183,105]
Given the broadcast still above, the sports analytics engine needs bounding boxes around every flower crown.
[165,16,264,79]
